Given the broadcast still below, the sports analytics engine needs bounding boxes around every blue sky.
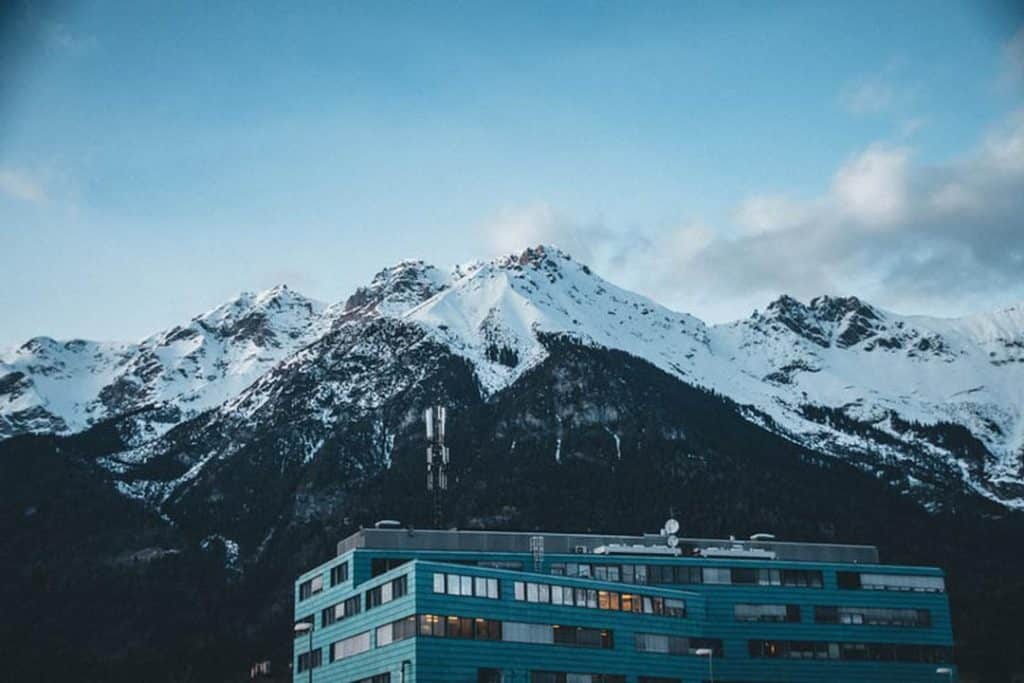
[1,0,1023,346]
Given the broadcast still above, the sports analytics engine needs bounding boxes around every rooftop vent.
[374,519,403,529]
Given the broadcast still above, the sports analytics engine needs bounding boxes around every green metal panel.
[295,547,955,683]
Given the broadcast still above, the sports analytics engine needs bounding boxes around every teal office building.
[293,526,954,682]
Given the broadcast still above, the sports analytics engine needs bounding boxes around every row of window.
[513,580,686,618]
[366,575,408,609]
[815,605,931,627]
[733,603,931,627]
[301,610,950,673]
[374,613,616,650]
[530,673,625,683]
[838,572,946,593]
[749,639,951,663]
[553,562,945,592]
[734,603,801,623]
[635,633,725,657]
[433,572,501,599]
[299,560,350,601]
[417,614,503,641]
[702,567,824,588]
[551,562,824,588]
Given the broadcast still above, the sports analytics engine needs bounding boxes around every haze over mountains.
[3,245,1022,511]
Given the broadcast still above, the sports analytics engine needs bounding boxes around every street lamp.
[294,622,313,683]
[936,667,954,682]
[695,647,714,683]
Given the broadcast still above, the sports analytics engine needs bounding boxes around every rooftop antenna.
[663,518,680,551]
[425,406,449,529]
[530,535,545,572]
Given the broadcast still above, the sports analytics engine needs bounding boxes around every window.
[353,675,391,683]
[416,614,501,640]
[504,622,555,645]
[503,622,613,649]
[664,598,685,617]
[294,615,314,637]
[748,640,950,663]
[781,570,823,588]
[732,567,758,585]
[377,614,417,646]
[859,573,945,593]
[553,625,613,649]
[330,562,349,586]
[734,604,800,623]
[436,572,500,599]
[298,574,324,601]
[371,557,410,576]
[644,564,702,585]
[367,575,408,609]
[329,631,371,662]
[419,614,445,637]
[814,606,931,627]
[702,567,731,585]
[296,648,322,672]
[530,673,626,683]
[635,633,723,656]
[748,640,837,660]
[478,669,503,683]
[836,571,861,589]
[321,595,361,626]
[513,579,684,617]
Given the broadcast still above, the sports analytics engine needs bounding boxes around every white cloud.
[0,168,47,203]
[733,194,814,235]
[481,109,1024,322]
[831,144,909,226]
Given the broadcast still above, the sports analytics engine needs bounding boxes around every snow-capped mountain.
[3,245,1022,509]
[0,285,325,442]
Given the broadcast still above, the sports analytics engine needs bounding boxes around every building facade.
[293,528,954,682]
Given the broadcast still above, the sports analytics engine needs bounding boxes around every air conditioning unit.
[573,545,588,554]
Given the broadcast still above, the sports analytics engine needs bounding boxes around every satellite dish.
[664,518,680,535]
[667,535,679,548]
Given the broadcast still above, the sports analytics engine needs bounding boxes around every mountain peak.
[807,295,880,323]
[188,285,323,339]
[342,259,448,318]
[760,294,884,348]
[491,244,577,273]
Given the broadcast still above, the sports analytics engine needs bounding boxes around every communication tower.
[425,406,449,528]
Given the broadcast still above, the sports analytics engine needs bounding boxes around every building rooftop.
[337,526,880,564]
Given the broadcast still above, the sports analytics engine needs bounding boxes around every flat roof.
[337,527,880,564]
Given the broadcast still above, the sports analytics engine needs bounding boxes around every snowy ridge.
[406,246,708,393]
[3,245,1023,508]
[0,285,325,441]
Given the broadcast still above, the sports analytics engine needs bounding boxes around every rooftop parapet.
[336,527,880,564]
